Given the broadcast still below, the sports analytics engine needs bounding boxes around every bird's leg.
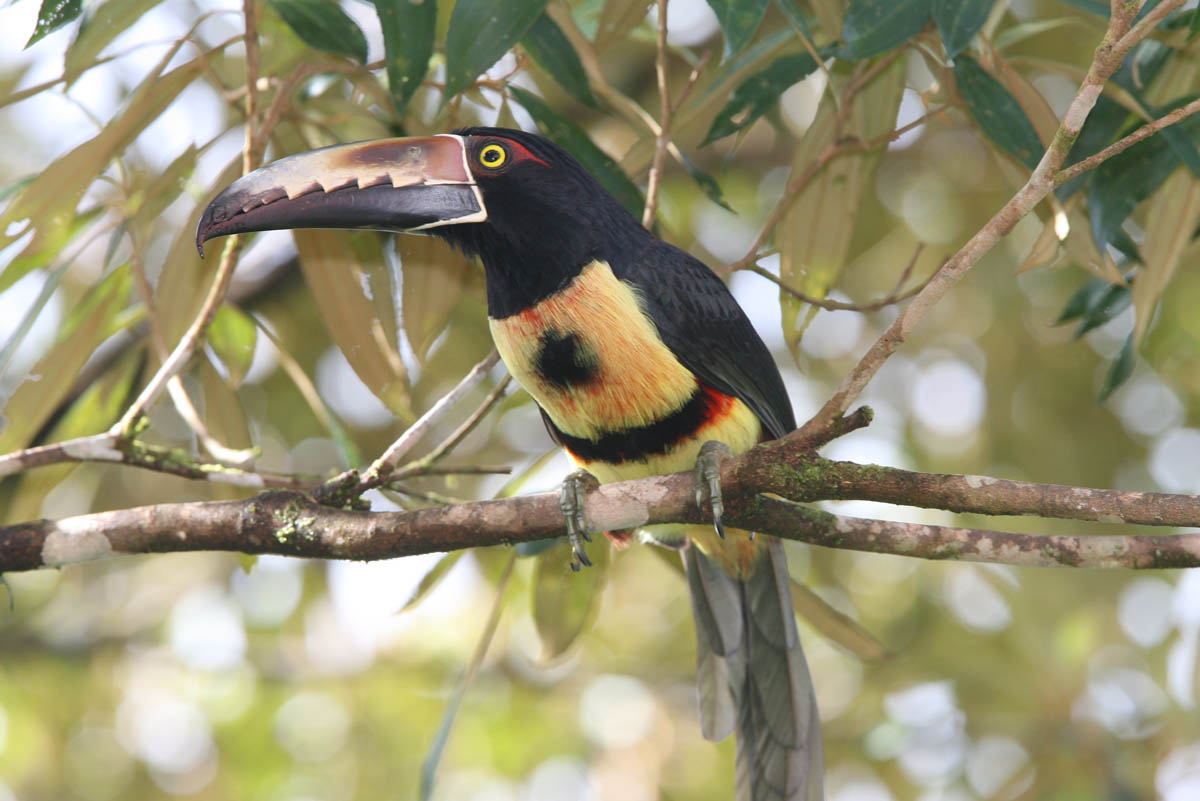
[560,469,599,571]
[695,440,734,540]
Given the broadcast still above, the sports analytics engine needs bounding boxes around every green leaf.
[1055,277,1131,338]
[521,13,597,107]
[531,538,610,658]
[933,0,992,57]
[1087,114,1200,252]
[772,0,813,39]
[64,0,158,82]
[25,0,80,48]
[268,0,368,63]
[208,304,258,388]
[373,0,437,116]
[705,0,770,58]
[702,51,821,144]
[419,554,515,801]
[1190,7,1200,40]
[1054,0,1108,16]
[400,552,465,613]
[444,0,549,100]
[953,55,1043,170]
[842,0,931,60]
[509,86,644,218]
[1098,333,1135,402]
[677,150,732,211]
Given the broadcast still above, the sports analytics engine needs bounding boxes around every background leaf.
[207,304,258,388]
[842,0,931,59]
[268,0,368,64]
[531,538,611,658]
[702,50,822,144]
[444,0,549,100]
[704,0,770,58]
[373,0,437,116]
[521,13,597,107]
[25,0,81,48]
[953,55,1044,170]
[934,0,992,57]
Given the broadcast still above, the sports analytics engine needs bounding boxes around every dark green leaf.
[1099,332,1135,402]
[678,150,732,211]
[1055,277,1131,338]
[25,0,80,48]
[693,28,793,110]
[1057,94,1130,200]
[1054,0,1108,15]
[444,0,549,100]
[1190,7,1200,40]
[268,0,367,63]
[933,0,992,57]
[703,51,821,144]
[954,55,1043,170]
[521,13,597,107]
[842,0,931,60]
[374,0,437,116]
[773,0,813,38]
[705,0,770,58]
[510,86,644,218]
[1088,114,1200,252]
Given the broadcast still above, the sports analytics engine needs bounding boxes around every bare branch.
[642,0,671,229]
[6,431,1200,573]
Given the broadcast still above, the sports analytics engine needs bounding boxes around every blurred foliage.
[2,0,1200,800]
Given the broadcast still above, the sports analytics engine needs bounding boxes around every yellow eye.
[478,143,508,169]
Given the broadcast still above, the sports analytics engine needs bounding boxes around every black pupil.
[484,147,501,163]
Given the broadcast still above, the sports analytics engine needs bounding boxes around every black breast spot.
[534,329,598,390]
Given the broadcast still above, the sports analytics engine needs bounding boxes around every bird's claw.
[696,440,733,539]
[560,469,599,570]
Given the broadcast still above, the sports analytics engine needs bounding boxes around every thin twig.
[642,0,671,230]
[796,1,1182,439]
[746,244,929,312]
[392,375,513,480]
[1055,96,1200,186]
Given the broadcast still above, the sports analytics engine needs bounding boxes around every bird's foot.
[695,440,734,540]
[560,469,599,571]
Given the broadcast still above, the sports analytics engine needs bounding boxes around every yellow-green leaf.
[293,228,413,422]
[1133,168,1200,344]
[531,538,611,659]
[398,237,472,364]
[208,304,258,388]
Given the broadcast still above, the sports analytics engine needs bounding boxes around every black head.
[195,127,651,319]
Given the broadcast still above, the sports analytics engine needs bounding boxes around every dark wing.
[620,241,795,440]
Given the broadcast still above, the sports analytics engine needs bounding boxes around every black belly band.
[547,384,718,465]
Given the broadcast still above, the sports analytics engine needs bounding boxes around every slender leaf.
[772,0,813,39]
[25,0,80,47]
[1132,169,1200,343]
[933,0,991,57]
[398,236,472,364]
[444,0,549,100]
[64,0,158,82]
[269,0,367,63]
[593,0,651,50]
[1099,333,1135,402]
[702,50,821,144]
[509,86,644,218]
[954,55,1043,170]
[1055,276,1131,338]
[373,0,436,116]
[0,265,131,454]
[705,0,770,58]
[677,150,732,211]
[532,538,611,658]
[842,0,931,60]
[792,582,888,660]
[208,304,258,388]
[1190,7,1200,40]
[400,552,465,613]
[293,229,414,421]
[419,554,515,801]
[201,358,253,451]
[1088,115,1200,252]
[521,13,597,107]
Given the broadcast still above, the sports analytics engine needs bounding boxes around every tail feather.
[686,538,824,801]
